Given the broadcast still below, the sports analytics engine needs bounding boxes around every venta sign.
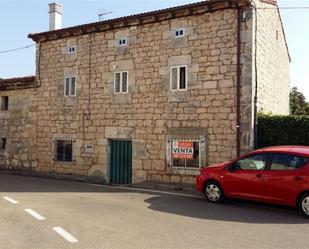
[172,141,194,159]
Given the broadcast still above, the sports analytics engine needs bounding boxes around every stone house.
[0,0,290,184]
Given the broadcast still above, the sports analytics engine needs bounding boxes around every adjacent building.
[0,0,290,184]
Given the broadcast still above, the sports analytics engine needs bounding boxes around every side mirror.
[228,163,237,172]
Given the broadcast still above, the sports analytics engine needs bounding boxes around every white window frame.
[114,71,129,94]
[170,65,187,91]
[174,28,186,38]
[116,37,128,47]
[64,76,77,97]
[67,46,76,54]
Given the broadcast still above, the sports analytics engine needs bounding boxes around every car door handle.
[294,176,303,181]
[256,174,263,178]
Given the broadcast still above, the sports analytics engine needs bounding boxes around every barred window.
[0,138,6,150]
[54,140,73,162]
[1,96,9,111]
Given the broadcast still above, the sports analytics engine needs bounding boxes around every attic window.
[117,38,128,46]
[67,46,76,54]
[174,28,186,38]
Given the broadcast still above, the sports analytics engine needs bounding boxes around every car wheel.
[204,181,224,203]
[298,192,309,218]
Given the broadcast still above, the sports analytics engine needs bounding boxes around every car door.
[262,153,309,205]
[223,153,270,200]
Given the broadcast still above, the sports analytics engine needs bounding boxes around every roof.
[28,0,249,42]
[260,0,277,5]
[0,76,36,90]
[255,146,309,156]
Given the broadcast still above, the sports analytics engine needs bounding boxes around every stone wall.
[254,0,290,114]
[1,2,290,184]
[0,90,37,170]
[35,9,241,184]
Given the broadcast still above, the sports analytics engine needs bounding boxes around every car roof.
[253,146,309,156]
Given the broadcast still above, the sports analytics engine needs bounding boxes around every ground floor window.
[170,140,200,168]
[0,138,6,150]
[54,140,73,162]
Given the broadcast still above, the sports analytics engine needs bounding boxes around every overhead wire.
[0,43,36,54]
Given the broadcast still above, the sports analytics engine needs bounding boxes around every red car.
[197,146,309,217]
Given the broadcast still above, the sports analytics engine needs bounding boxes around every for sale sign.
[172,141,194,159]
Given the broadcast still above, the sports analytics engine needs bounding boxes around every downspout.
[236,6,242,157]
[252,4,258,149]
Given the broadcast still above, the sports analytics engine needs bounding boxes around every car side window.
[234,154,268,171]
[270,154,309,171]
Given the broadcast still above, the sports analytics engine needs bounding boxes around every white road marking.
[24,209,46,220]
[53,227,78,243]
[3,196,19,204]
[89,184,205,199]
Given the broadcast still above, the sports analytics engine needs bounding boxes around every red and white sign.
[172,141,194,159]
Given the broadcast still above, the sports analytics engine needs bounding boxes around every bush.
[257,113,309,148]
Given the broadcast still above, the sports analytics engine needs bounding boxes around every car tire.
[204,181,224,203]
[298,192,309,218]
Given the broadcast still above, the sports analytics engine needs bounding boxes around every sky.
[0,0,308,100]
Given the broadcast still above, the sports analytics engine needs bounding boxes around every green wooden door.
[110,140,132,184]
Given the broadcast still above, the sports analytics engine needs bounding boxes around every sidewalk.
[131,181,200,197]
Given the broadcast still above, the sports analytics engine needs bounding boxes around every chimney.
[49,2,63,31]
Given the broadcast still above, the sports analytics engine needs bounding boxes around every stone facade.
[0,0,290,184]
[254,0,290,114]
[0,88,37,170]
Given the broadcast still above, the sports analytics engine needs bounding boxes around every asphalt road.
[0,174,308,249]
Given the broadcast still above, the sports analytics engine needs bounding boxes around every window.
[114,72,128,94]
[67,46,76,54]
[234,154,268,171]
[174,28,186,38]
[1,96,9,111]
[64,76,76,97]
[170,66,187,91]
[54,140,73,162]
[270,154,309,171]
[170,140,200,168]
[0,138,6,150]
[117,37,128,46]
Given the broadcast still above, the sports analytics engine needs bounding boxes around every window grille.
[1,96,9,111]
[54,140,73,162]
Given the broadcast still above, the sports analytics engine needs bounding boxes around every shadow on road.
[0,174,307,224]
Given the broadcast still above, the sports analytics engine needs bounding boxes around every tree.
[290,87,309,115]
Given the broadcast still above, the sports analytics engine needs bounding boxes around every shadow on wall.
[0,173,306,224]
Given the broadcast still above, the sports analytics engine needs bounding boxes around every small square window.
[67,46,76,54]
[0,138,6,150]
[117,38,128,46]
[174,28,186,38]
[170,66,187,91]
[114,71,129,94]
[54,140,73,162]
[64,76,77,97]
[1,96,9,111]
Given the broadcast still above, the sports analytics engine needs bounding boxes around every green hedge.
[257,114,309,148]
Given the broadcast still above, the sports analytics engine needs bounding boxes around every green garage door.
[110,140,132,184]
